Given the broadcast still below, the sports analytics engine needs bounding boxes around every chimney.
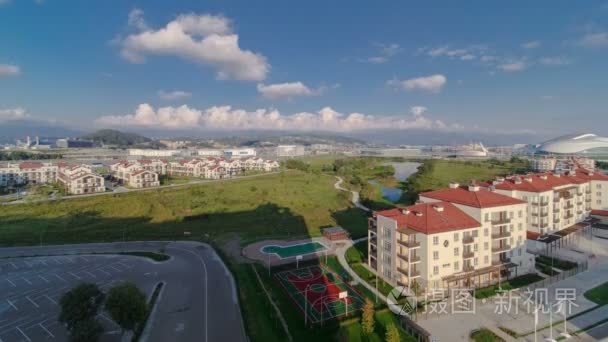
[433,205,444,212]
[514,176,522,184]
[589,171,595,176]
[524,177,532,183]
[554,173,561,178]
[401,209,410,215]
[449,182,459,189]
[415,211,423,217]
[540,175,548,180]
[468,184,480,192]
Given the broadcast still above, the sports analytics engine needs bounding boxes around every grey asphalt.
[0,241,246,342]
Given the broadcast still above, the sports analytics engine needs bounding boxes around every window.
[433,236,439,245]
[484,228,488,237]
[518,223,523,231]
[433,251,439,260]
[473,244,478,252]
[454,261,459,271]
[509,250,513,257]
[485,213,489,222]
[474,258,478,266]
[454,232,459,242]
[484,256,489,264]
[484,242,489,251]
[454,247,459,257]
[518,248,522,256]
[518,210,523,218]
[510,237,514,245]
[510,224,514,232]
[473,230,479,237]
[433,266,439,275]
[384,241,391,251]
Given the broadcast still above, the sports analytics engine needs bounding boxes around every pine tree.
[361,299,375,335]
[385,324,400,342]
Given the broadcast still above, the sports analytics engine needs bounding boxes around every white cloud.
[522,41,541,49]
[410,106,427,116]
[0,64,20,77]
[539,56,571,66]
[0,107,28,121]
[158,90,192,101]
[388,74,447,93]
[578,32,608,48]
[365,43,401,64]
[95,103,463,132]
[498,61,526,72]
[116,10,269,81]
[257,82,321,100]
[460,54,475,61]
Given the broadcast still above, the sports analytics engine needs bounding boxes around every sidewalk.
[334,176,370,212]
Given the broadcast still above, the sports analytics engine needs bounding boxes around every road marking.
[24,260,32,267]
[7,299,18,311]
[10,262,17,269]
[16,327,32,342]
[97,268,111,276]
[68,272,81,280]
[40,260,48,266]
[53,258,61,265]
[21,277,33,285]
[5,278,16,287]
[84,271,96,278]
[45,295,57,304]
[38,275,49,283]
[54,274,66,282]
[80,256,89,262]
[25,296,39,308]
[109,265,122,272]
[39,323,55,338]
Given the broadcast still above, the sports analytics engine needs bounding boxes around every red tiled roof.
[375,202,480,235]
[493,172,580,193]
[575,169,608,182]
[527,231,540,240]
[18,162,43,169]
[420,186,526,208]
[591,210,608,217]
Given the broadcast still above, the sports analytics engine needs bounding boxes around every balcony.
[463,264,474,272]
[577,191,583,196]
[540,211,549,217]
[586,189,592,194]
[564,203,574,210]
[491,217,511,225]
[553,197,560,203]
[577,201,583,206]
[463,251,474,259]
[553,208,560,213]
[577,210,583,215]
[492,244,511,253]
[540,222,549,228]
[462,235,475,244]
[564,213,574,219]
[370,237,377,245]
[397,267,420,278]
[540,201,549,207]
[397,239,420,248]
[397,253,420,263]
[553,217,560,223]
[491,231,511,239]
[531,212,539,217]
[492,258,511,266]
[586,197,592,203]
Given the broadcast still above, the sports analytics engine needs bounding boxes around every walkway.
[334,176,370,212]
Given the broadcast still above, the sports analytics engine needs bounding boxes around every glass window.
[433,251,439,260]
[484,242,489,250]
[433,236,439,245]
[454,232,459,241]
[433,266,439,275]
[454,247,459,256]
[454,261,459,270]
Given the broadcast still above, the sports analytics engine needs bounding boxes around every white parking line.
[68,272,81,280]
[39,323,55,338]
[80,256,89,262]
[84,271,96,278]
[54,274,66,282]
[21,277,33,285]
[25,296,39,308]
[5,278,16,287]
[53,258,61,265]
[97,268,111,276]
[24,261,32,267]
[38,275,49,283]
[16,327,32,342]
[45,295,57,304]
[7,299,18,311]
[109,265,122,272]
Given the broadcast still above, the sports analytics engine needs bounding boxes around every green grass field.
[584,281,608,305]
[0,171,368,246]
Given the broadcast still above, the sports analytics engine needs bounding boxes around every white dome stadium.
[538,133,608,154]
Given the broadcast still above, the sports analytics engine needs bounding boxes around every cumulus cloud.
[521,41,541,49]
[0,107,28,121]
[0,64,20,77]
[116,9,269,81]
[256,82,326,100]
[388,74,447,93]
[578,32,608,48]
[95,103,462,132]
[158,90,192,101]
[498,61,526,72]
[539,56,571,66]
[410,106,427,116]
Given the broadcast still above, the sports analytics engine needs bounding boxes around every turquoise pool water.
[262,242,326,258]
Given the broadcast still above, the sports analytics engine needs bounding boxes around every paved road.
[0,241,247,342]
[334,176,370,212]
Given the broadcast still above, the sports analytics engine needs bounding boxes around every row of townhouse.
[111,157,280,180]
[368,167,608,293]
[0,161,105,195]
[109,161,160,188]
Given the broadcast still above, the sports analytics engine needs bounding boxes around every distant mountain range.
[80,129,153,147]
[0,120,84,143]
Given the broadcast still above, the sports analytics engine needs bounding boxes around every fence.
[399,314,432,342]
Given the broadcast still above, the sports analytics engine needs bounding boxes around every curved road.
[334,176,370,212]
[0,241,247,342]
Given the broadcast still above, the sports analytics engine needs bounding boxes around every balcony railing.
[540,211,549,217]
[553,218,560,223]
[463,251,474,259]
[397,253,420,263]
[540,222,549,228]
[491,217,511,225]
[540,201,549,207]
[564,204,574,209]
[586,189,592,194]
[553,208,560,213]
[397,239,420,248]
[564,213,574,219]
[492,245,511,253]
[491,231,511,239]
[586,197,592,203]
[370,237,377,245]
[463,265,474,272]
[462,235,475,244]
[397,267,420,277]
[492,258,511,266]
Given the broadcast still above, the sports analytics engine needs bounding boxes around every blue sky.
[1,0,607,138]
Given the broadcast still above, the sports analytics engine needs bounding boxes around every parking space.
[0,254,157,342]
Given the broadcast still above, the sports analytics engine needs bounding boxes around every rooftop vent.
[554,173,561,178]
[524,177,533,183]
[540,175,548,180]
[449,182,460,189]
[589,171,595,176]
[514,177,522,184]
[495,176,505,182]
[401,209,410,215]
[468,185,480,192]
[432,205,444,212]
[415,211,424,217]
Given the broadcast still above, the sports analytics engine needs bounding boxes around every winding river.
[371,161,421,202]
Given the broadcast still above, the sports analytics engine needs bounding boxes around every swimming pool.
[261,242,327,259]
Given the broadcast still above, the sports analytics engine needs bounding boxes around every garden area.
[474,273,545,299]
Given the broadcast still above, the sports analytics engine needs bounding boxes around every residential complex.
[0,161,105,195]
[110,161,160,188]
[368,166,608,293]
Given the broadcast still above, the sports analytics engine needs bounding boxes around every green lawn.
[536,255,578,271]
[0,171,369,246]
[584,281,608,305]
[474,274,545,299]
[470,328,505,342]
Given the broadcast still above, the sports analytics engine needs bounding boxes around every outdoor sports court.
[275,265,364,323]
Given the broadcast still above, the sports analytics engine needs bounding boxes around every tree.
[385,324,400,342]
[59,283,105,332]
[105,283,148,334]
[361,299,375,335]
[69,318,104,342]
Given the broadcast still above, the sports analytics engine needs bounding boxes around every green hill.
[80,129,152,147]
